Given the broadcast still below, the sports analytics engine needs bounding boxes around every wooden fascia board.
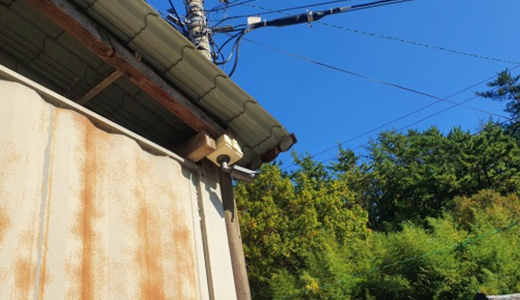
[27,0,226,138]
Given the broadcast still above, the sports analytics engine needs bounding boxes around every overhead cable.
[310,73,515,160]
[315,20,520,65]
[246,0,418,29]
[209,0,259,12]
[244,38,512,120]
[319,95,481,164]
[213,30,249,76]
[167,0,187,36]
[217,1,520,65]
[272,59,520,170]
[214,0,357,22]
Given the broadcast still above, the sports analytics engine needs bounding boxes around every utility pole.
[184,0,212,60]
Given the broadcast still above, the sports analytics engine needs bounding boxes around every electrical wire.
[318,94,481,165]
[216,1,520,65]
[305,66,520,161]
[270,61,520,170]
[213,30,248,75]
[218,0,410,21]
[214,30,243,64]
[167,0,187,36]
[209,0,260,13]
[228,30,247,77]
[209,0,520,165]
[315,20,520,65]
[244,38,511,120]
[213,0,357,24]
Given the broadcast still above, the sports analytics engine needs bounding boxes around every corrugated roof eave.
[70,0,295,167]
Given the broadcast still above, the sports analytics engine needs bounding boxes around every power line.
[286,117,516,200]
[208,0,260,12]
[244,38,512,120]
[309,82,519,169]
[213,30,250,76]
[307,97,516,170]
[314,20,520,65]
[274,62,520,170]
[211,3,520,168]
[310,90,492,160]
[228,30,248,76]
[211,0,518,75]
[212,0,417,73]
[306,94,477,167]
[166,0,188,36]
[319,95,480,165]
[216,0,417,29]
[219,2,520,65]
[267,0,412,18]
[214,0,357,21]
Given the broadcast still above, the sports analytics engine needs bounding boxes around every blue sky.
[149,0,520,168]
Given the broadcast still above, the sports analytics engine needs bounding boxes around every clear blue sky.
[150,0,520,168]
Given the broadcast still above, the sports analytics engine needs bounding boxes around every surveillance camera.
[217,155,260,183]
[229,165,260,183]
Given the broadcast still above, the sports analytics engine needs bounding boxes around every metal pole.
[184,0,212,60]
[219,170,252,300]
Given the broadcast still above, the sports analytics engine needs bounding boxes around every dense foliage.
[235,70,520,299]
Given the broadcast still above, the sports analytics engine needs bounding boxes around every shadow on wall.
[203,165,225,219]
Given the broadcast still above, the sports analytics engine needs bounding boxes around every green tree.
[235,163,371,299]
[260,191,520,300]
[333,124,520,230]
[354,191,520,300]
[477,70,520,135]
[236,122,520,299]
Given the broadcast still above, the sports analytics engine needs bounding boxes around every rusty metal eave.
[0,64,199,172]
[65,0,297,168]
[258,133,297,168]
[25,0,227,138]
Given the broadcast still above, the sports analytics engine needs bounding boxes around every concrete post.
[184,0,212,60]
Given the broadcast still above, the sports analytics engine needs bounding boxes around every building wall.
[0,68,236,300]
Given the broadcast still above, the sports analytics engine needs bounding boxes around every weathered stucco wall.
[0,76,236,300]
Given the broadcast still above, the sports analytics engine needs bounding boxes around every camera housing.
[217,155,259,183]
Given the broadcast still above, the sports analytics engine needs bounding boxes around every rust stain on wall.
[0,143,21,202]
[136,202,166,300]
[14,225,37,299]
[15,255,32,298]
[38,256,51,300]
[173,226,197,299]
[75,121,100,300]
[15,229,38,297]
[0,210,9,243]
[134,155,166,300]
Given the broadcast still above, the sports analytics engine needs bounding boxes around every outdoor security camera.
[217,155,260,183]
[229,164,260,183]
